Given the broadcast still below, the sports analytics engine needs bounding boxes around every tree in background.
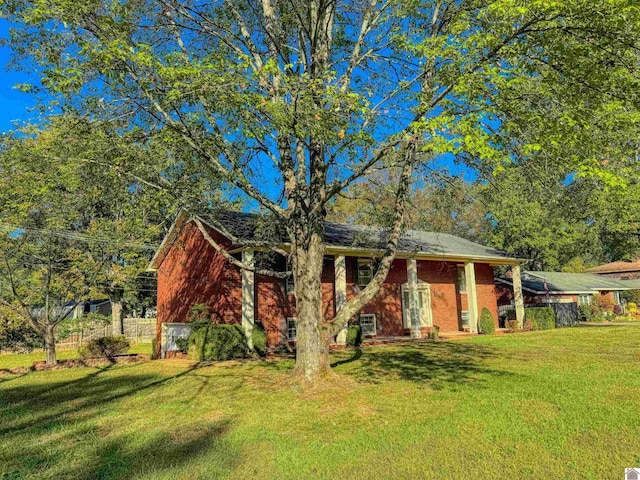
[42,117,171,334]
[0,118,179,363]
[4,0,640,380]
[481,167,603,271]
[0,302,42,353]
[0,129,108,364]
[329,170,490,241]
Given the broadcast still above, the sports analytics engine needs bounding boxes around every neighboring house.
[69,299,112,319]
[148,210,522,358]
[496,271,629,308]
[33,299,111,321]
[585,259,640,280]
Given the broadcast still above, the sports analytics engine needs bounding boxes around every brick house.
[148,210,523,357]
[585,260,640,280]
[496,270,629,308]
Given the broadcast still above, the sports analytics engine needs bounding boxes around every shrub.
[588,302,604,320]
[187,303,212,329]
[506,319,520,332]
[151,337,159,359]
[479,308,495,335]
[252,322,267,357]
[187,324,249,361]
[346,325,362,347]
[613,304,623,316]
[523,319,533,331]
[595,293,614,311]
[78,335,130,359]
[578,304,591,322]
[622,290,640,304]
[524,307,555,330]
[427,325,440,340]
[175,337,189,352]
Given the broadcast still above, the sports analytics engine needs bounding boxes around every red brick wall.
[475,263,500,328]
[346,258,407,336]
[156,222,501,350]
[155,222,242,356]
[254,258,336,346]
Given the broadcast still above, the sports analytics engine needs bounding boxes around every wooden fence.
[56,317,156,349]
[497,302,579,328]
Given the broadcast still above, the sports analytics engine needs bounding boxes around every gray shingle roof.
[500,271,630,294]
[205,210,516,261]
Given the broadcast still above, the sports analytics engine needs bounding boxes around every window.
[359,314,377,336]
[578,294,592,305]
[357,259,374,287]
[460,310,470,329]
[286,317,297,341]
[614,291,621,305]
[456,266,466,293]
[402,285,433,328]
[286,276,295,295]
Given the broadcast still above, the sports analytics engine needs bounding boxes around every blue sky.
[0,20,39,133]
[0,18,473,187]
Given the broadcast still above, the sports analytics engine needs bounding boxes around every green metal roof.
[618,279,640,289]
[499,271,630,294]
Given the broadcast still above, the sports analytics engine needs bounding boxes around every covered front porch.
[239,252,526,348]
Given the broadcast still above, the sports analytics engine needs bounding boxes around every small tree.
[0,125,123,364]
[0,302,42,353]
[479,308,495,335]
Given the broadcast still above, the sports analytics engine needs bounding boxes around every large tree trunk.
[110,292,124,335]
[44,325,56,366]
[292,232,331,381]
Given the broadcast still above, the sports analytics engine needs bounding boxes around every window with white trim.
[357,259,374,287]
[286,317,297,341]
[460,310,470,329]
[456,266,467,293]
[359,314,377,336]
[286,275,295,295]
[578,294,592,305]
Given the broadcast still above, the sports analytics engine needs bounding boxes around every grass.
[1,328,639,479]
[0,343,152,369]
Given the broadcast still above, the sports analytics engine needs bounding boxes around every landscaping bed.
[0,353,150,375]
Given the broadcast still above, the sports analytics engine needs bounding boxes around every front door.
[402,284,433,329]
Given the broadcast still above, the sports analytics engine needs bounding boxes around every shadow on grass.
[0,363,239,479]
[332,341,512,388]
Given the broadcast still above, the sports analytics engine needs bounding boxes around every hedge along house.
[148,210,525,358]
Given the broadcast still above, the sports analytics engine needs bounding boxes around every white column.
[161,323,167,359]
[465,262,479,333]
[242,249,255,350]
[408,257,422,339]
[512,264,525,329]
[334,255,348,345]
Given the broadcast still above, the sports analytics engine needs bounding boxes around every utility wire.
[0,224,160,250]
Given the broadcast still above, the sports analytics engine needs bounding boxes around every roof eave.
[150,211,525,270]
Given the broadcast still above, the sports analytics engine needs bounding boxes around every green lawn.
[1,328,639,479]
[0,343,152,369]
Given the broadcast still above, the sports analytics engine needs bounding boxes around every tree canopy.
[3,0,640,379]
